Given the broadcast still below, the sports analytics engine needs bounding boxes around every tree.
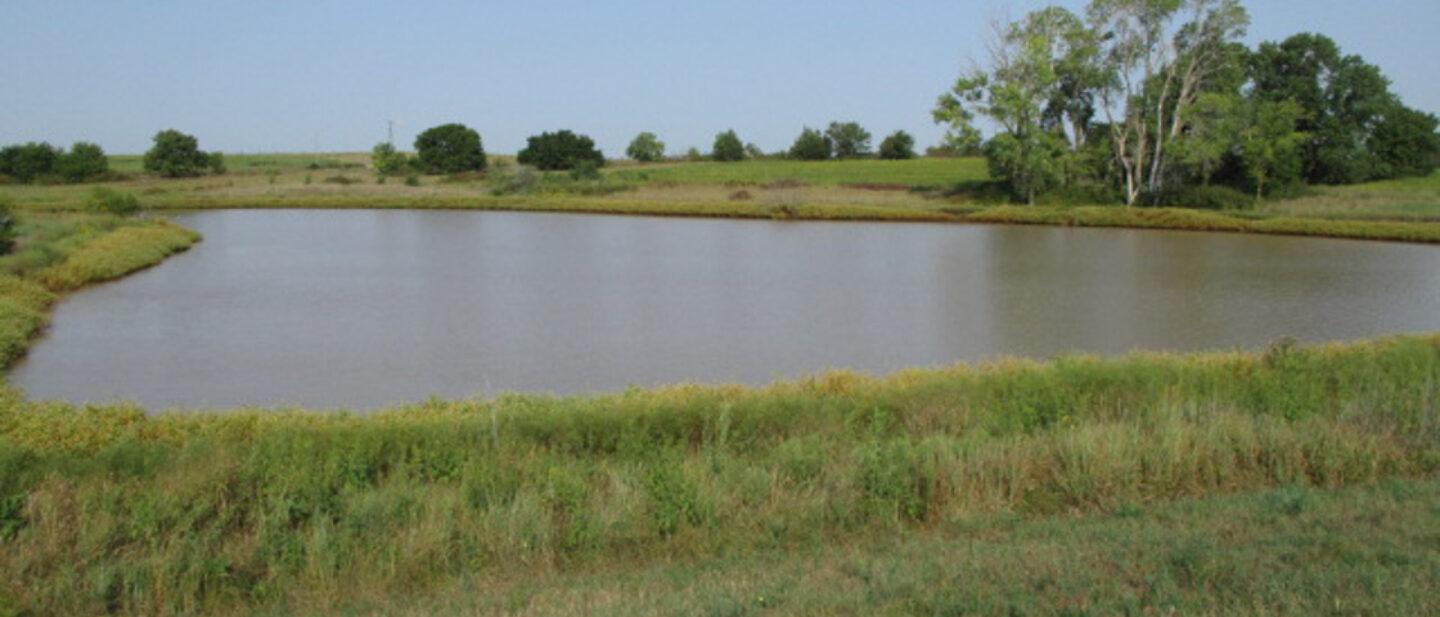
[826,122,872,158]
[878,131,917,160]
[1371,105,1440,179]
[711,129,746,162]
[0,142,60,183]
[1088,0,1249,204]
[626,132,665,163]
[934,6,1091,203]
[517,130,604,171]
[371,142,409,175]
[413,123,487,174]
[56,141,109,182]
[1250,32,1437,184]
[143,129,215,178]
[1235,99,1305,198]
[788,127,832,160]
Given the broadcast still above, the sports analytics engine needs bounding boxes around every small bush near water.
[84,187,141,216]
[0,334,1436,615]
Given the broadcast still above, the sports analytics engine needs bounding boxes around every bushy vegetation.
[413,123,487,174]
[710,129,745,162]
[826,121,872,159]
[143,130,223,178]
[517,130,604,171]
[878,130,916,160]
[369,142,409,175]
[84,187,142,217]
[0,141,111,184]
[0,334,1435,615]
[788,127,832,161]
[624,132,665,163]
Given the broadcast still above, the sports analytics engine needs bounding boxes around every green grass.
[0,213,200,370]
[375,479,1440,616]
[1,334,1436,615]
[608,157,987,188]
[1261,172,1440,221]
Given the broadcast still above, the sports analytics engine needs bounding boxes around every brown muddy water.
[9,210,1440,410]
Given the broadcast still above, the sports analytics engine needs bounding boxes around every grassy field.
[1259,172,1440,221]
[0,155,1438,615]
[1,334,1437,615]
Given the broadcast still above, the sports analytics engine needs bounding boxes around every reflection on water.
[10,210,1440,410]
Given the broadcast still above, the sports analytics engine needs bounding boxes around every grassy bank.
[0,215,200,368]
[5,156,1440,244]
[1,334,1436,615]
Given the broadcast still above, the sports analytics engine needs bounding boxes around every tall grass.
[32,222,200,291]
[1,335,1435,615]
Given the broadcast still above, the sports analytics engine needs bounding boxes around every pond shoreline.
[135,197,1440,245]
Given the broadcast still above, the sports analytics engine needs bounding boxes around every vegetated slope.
[1,335,1436,615]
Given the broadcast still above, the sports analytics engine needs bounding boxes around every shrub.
[371,142,409,175]
[685,147,704,162]
[142,130,214,178]
[413,123,487,174]
[1148,184,1255,210]
[0,142,60,183]
[711,129,746,162]
[207,151,226,175]
[0,200,15,255]
[625,132,665,163]
[518,130,604,171]
[85,187,141,216]
[55,142,109,182]
[826,121,872,159]
[878,130,917,160]
[788,127,832,160]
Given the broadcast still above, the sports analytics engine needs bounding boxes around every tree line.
[0,129,225,185]
[933,0,1440,206]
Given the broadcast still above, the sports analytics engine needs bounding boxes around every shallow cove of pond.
[10,210,1440,410]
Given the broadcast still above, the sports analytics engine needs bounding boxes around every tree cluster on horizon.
[933,0,1440,206]
[0,141,111,184]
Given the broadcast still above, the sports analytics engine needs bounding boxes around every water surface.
[11,210,1440,409]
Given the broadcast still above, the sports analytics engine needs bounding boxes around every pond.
[10,210,1440,410]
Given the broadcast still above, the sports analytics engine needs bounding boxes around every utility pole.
[387,120,394,147]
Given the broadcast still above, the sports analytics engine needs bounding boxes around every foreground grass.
[1,334,1436,615]
[363,479,1440,616]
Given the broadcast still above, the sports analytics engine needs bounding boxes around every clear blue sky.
[2,0,1437,156]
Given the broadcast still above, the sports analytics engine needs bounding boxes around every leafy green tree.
[413,123,487,174]
[55,142,109,182]
[1236,99,1306,198]
[371,142,409,175]
[1170,92,1243,185]
[788,127,832,160]
[935,6,1090,203]
[1088,0,1250,204]
[0,142,60,183]
[143,130,214,178]
[1250,32,1437,184]
[826,122,872,158]
[711,130,746,162]
[878,131,917,160]
[517,130,605,171]
[1371,105,1440,179]
[625,132,665,162]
